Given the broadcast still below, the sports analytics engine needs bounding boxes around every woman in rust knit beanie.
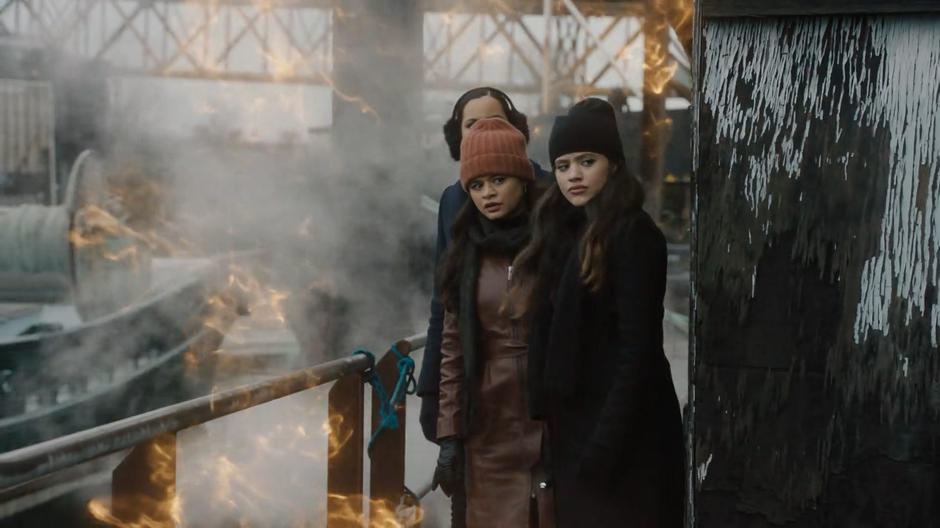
[432,118,554,527]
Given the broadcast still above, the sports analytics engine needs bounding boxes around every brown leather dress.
[438,252,554,528]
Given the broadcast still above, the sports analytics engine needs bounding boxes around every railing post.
[368,339,412,524]
[110,432,178,526]
[327,372,365,527]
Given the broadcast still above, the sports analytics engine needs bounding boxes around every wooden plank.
[327,373,365,528]
[702,0,940,17]
[368,340,413,525]
[109,432,177,527]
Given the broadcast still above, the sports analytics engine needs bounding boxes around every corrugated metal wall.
[0,79,55,203]
[692,14,940,527]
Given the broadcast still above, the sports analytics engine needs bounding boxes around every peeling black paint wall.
[691,15,940,527]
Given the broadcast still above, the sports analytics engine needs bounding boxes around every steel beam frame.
[0,0,333,85]
[1,0,690,98]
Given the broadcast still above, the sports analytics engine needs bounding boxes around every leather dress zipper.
[508,264,518,340]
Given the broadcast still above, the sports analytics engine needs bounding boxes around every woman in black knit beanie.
[512,97,685,527]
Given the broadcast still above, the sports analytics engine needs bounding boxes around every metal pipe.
[403,332,427,351]
[0,333,428,490]
[0,354,372,489]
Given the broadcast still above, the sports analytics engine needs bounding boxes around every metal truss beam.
[0,0,690,99]
[0,0,333,84]
[421,1,646,16]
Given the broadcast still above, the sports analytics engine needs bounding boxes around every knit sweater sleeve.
[581,218,667,473]
[436,308,464,439]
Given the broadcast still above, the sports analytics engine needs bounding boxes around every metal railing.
[0,333,427,526]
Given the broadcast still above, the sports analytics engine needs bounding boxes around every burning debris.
[0,151,152,320]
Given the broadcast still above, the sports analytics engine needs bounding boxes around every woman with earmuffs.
[430,118,554,528]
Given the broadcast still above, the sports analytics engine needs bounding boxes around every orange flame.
[219,265,291,328]
[88,438,180,527]
[198,285,242,336]
[643,41,678,96]
[319,71,381,122]
[262,49,304,82]
[643,0,690,96]
[666,0,694,54]
[328,493,424,528]
[70,203,198,264]
[68,204,151,304]
[323,414,355,459]
[70,205,140,247]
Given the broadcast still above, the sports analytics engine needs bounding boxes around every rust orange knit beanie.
[459,118,535,190]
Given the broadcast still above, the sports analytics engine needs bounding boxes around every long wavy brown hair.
[512,160,645,314]
[438,179,546,312]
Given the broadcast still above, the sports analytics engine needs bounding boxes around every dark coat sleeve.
[417,182,467,442]
[579,218,667,477]
[532,159,552,182]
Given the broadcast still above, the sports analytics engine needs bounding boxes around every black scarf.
[540,248,588,398]
[529,207,644,412]
[457,213,530,432]
[527,207,587,418]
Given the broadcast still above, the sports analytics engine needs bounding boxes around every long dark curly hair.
[438,180,546,311]
[443,87,530,161]
[512,161,645,313]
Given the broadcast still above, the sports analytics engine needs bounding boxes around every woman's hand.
[432,437,464,496]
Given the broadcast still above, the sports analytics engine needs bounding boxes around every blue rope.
[387,343,418,404]
[354,344,417,456]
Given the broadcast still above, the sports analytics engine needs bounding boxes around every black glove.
[431,437,463,497]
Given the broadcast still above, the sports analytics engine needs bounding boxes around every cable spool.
[0,150,152,320]
[0,205,70,276]
[0,205,72,303]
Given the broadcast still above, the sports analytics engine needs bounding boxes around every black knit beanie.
[548,97,625,167]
